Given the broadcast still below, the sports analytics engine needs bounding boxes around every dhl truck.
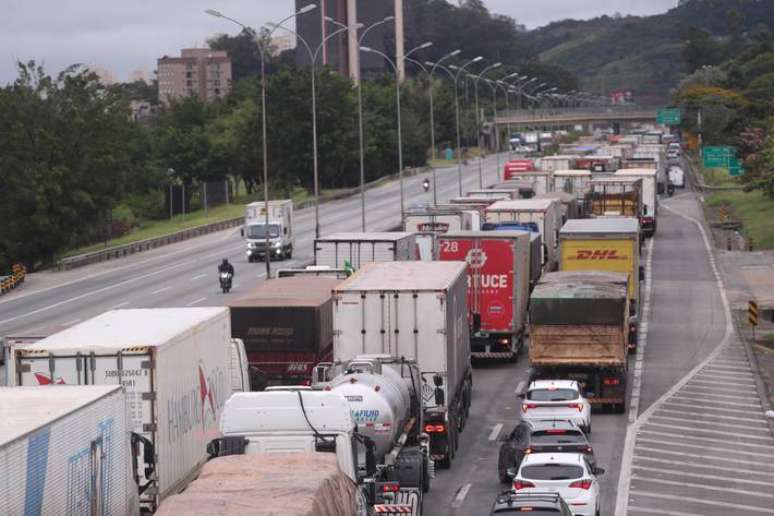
[559,217,642,351]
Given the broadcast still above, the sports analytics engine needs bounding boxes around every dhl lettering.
[573,249,628,260]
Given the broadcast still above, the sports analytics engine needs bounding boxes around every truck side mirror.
[130,432,156,490]
[639,266,645,282]
[643,205,648,215]
[206,436,248,458]
[284,227,287,235]
[240,227,244,237]
[434,387,445,406]
[363,436,377,476]
[506,468,516,480]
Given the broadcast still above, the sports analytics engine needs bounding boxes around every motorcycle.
[422,178,430,193]
[219,271,233,293]
[667,183,675,197]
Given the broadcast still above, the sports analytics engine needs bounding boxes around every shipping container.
[228,277,341,386]
[489,180,537,199]
[10,308,243,512]
[503,159,535,180]
[449,195,508,206]
[438,231,531,361]
[314,232,416,269]
[466,189,519,200]
[485,199,563,272]
[535,192,581,222]
[537,155,580,172]
[0,385,138,516]
[552,170,593,200]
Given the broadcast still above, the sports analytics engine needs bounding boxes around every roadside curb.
[56,166,430,272]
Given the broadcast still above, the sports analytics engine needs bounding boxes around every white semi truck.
[243,199,294,262]
[0,385,140,516]
[8,308,252,513]
[332,261,473,469]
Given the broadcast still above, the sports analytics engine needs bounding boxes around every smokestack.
[395,0,405,81]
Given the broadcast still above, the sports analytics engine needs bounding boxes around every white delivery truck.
[537,155,580,172]
[485,198,563,272]
[668,165,685,188]
[0,385,139,516]
[9,308,251,513]
[315,232,416,269]
[632,144,666,193]
[243,199,294,261]
[332,262,472,470]
[404,209,480,261]
[552,169,593,201]
[615,168,658,237]
[449,195,509,206]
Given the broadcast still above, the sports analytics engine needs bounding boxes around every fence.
[0,264,26,296]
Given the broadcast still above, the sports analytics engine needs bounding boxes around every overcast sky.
[0,0,677,84]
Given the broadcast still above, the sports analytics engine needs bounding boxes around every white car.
[520,380,592,434]
[512,453,604,516]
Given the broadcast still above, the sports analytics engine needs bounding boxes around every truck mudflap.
[375,488,422,515]
[374,505,415,514]
[472,351,515,359]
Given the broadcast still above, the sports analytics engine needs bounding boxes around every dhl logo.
[574,249,627,260]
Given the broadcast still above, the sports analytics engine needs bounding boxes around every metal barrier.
[1,264,26,296]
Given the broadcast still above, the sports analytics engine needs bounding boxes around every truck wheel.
[422,457,431,493]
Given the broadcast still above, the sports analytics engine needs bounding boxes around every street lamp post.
[269,21,362,239]
[449,57,484,195]
[496,72,519,156]
[205,5,317,278]
[471,62,501,188]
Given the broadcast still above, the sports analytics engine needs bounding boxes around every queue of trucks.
[1,126,675,515]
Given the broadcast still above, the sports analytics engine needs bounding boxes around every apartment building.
[157,49,232,105]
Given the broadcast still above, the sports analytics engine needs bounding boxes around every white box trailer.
[315,232,416,269]
[9,307,247,513]
[404,210,480,261]
[244,199,294,261]
[466,189,519,200]
[0,385,138,516]
[552,170,593,200]
[332,262,473,465]
[485,199,562,272]
[538,155,580,172]
[615,168,658,236]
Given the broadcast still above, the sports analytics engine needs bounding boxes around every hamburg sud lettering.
[167,362,226,444]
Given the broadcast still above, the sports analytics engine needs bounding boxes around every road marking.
[684,378,756,391]
[655,407,768,424]
[631,475,774,499]
[627,493,774,514]
[633,464,774,487]
[703,364,752,372]
[650,413,770,431]
[191,273,206,281]
[669,393,761,408]
[676,389,761,402]
[636,445,774,469]
[660,401,763,416]
[628,506,707,516]
[644,421,774,440]
[151,286,172,295]
[628,237,655,426]
[634,455,774,475]
[637,429,774,450]
[62,319,81,326]
[635,437,774,458]
[489,423,503,441]
[515,380,526,395]
[186,297,207,306]
[694,370,755,381]
[109,301,130,310]
[451,483,471,508]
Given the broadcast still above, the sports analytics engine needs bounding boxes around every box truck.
[503,159,535,180]
[404,209,481,261]
[528,271,630,413]
[332,262,473,470]
[615,168,658,236]
[538,155,580,172]
[536,192,581,222]
[559,217,641,351]
[485,199,562,272]
[243,200,294,262]
[587,177,643,219]
[315,232,416,269]
[552,170,592,200]
[228,276,341,387]
[490,180,539,199]
[466,189,519,200]
[9,308,251,512]
[438,231,531,361]
[0,385,139,516]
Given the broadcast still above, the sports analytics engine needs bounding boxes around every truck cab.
[243,200,294,262]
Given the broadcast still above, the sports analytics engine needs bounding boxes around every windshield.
[531,430,586,444]
[247,224,280,239]
[527,388,579,402]
[521,464,583,481]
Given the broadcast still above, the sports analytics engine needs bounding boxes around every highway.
[1,154,769,515]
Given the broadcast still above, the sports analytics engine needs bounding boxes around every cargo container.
[587,177,643,219]
[0,385,139,516]
[276,266,350,279]
[615,168,658,236]
[528,271,629,412]
[438,231,531,361]
[668,165,685,188]
[552,170,593,200]
[228,277,341,387]
[9,308,248,512]
[466,189,519,200]
[314,232,416,269]
[538,155,580,172]
[503,159,535,180]
[404,210,480,261]
[481,223,544,291]
[497,172,551,196]
[535,192,581,222]
[485,199,563,272]
[449,195,508,206]
[576,155,618,173]
[559,217,641,351]
[489,180,538,199]
[332,261,473,471]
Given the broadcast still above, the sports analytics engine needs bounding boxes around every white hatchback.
[520,380,592,434]
[512,453,604,516]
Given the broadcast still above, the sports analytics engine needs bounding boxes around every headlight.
[273,241,282,248]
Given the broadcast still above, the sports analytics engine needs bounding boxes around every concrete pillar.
[395,0,405,81]
[347,0,360,84]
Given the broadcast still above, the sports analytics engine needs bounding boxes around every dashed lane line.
[186,297,207,307]
[151,286,172,295]
[109,301,130,310]
[488,423,503,442]
[451,483,471,509]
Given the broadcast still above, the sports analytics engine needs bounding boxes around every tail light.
[546,429,567,434]
[382,482,400,493]
[603,378,620,386]
[498,337,510,345]
[513,480,535,491]
[569,479,592,490]
[424,423,446,433]
[585,446,593,454]
[642,216,654,224]
[522,403,537,412]
[567,403,584,412]
[523,447,532,455]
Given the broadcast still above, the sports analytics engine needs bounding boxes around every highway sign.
[703,146,736,168]
[729,156,745,176]
[657,108,681,125]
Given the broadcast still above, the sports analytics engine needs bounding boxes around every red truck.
[228,276,341,387]
[503,159,535,180]
[438,230,531,361]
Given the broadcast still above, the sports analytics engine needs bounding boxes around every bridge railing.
[492,106,658,123]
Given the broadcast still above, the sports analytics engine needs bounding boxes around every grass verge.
[707,189,774,249]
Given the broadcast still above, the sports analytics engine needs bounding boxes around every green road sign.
[703,146,736,168]
[657,108,681,125]
[729,157,745,176]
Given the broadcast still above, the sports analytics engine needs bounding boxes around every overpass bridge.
[489,107,659,132]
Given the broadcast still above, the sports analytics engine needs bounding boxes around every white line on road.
[451,483,472,508]
[637,429,774,450]
[661,401,763,416]
[634,455,774,476]
[489,423,503,441]
[669,393,761,408]
[656,407,768,424]
[694,370,755,381]
[627,491,774,514]
[675,389,761,402]
[515,380,526,395]
[633,464,774,487]
[635,446,774,469]
[62,319,80,326]
[635,437,774,458]
[628,506,707,516]
[685,378,757,391]
[186,297,207,306]
[644,421,774,440]
[650,414,771,431]
[110,301,130,310]
[703,364,752,372]
[631,474,774,499]
[191,274,206,281]
[151,286,172,295]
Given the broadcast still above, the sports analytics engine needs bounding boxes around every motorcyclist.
[218,259,235,277]
[422,178,430,192]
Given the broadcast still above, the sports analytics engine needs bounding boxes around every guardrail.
[1,264,27,296]
[57,166,428,271]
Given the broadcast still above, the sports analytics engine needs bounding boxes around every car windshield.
[247,224,280,239]
[521,464,584,481]
[527,388,578,402]
[531,430,586,444]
